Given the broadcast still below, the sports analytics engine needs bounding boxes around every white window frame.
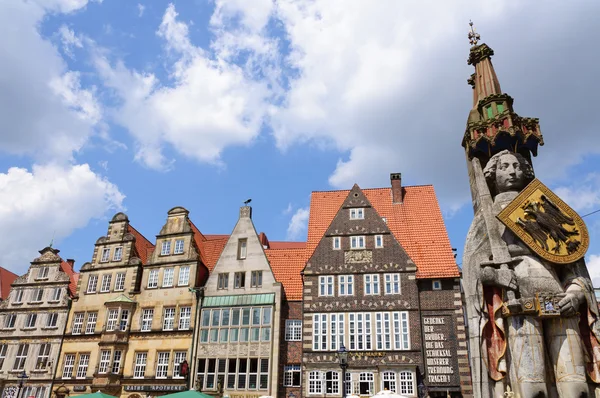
[100,274,112,293]
[14,290,24,304]
[51,287,61,301]
[163,268,175,287]
[5,314,16,329]
[113,246,123,261]
[375,235,384,248]
[98,350,111,374]
[285,320,302,341]
[160,240,171,256]
[173,352,186,378]
[312,314,327,351]
[87,275,98,293]
[114,273,126,291]
[238,239,247,259]
[31,288,44,303]
[0,344,6,369]
[134,352,147,378]
[147,269,159,289]
[174,239,185,254]
[163,308,176,331]
[308,371,323,395]
[432,280,442,290]
[106,309,119,331]
[62,354,75,378]
[25,313,37,328]
[319,276,334,297]
[178,266,190,286]
[37,266,49,279]
[399,371,415,395]
[36,343,51,370]
[85,312,97,334]
[381,371,397,392]
[179,307,191,330]
[350,235,366,249]
[76,353,89,379]
[332,236,341,250]
[119,309,129,331]
[251,270,262,288]
[72,313,84,334]
[100,248,110,262]
[217,273,229,290]
[330,313,345,351]
[384,274,401,295]
[46,313,59,327]
[284,364,301,387]
[112,350,122,374]
[156,352,170,379]
[349,208,364,220]
[338,275,354,296]
[141,308,154,332]
[364,274,380,295]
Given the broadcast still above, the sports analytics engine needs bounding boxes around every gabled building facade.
[0,247,77,398]
[193,206,283,398]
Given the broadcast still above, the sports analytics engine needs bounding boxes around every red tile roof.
[0,267,18,301]
[307,185,459,279]
[268,241,306,249]
[59,260,79,297]
[189,221,229,272]
[265,248,306,301]
[127,224,154,264]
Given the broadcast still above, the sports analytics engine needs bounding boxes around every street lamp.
[337,344,348,398]
[16,371,29,398]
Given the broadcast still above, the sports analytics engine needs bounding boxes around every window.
[251,271,262,288]
[399,371,414,395]
[217,273,229,290]
[47,313,59,327]
[393,312,410,350]
[100,248,110,262]
[31,288,44,302]
[350,235,366,249]
[25,313,37,328]
[375,235,383,248]
[163,308,175,330]
[106,309,118,331]
[381,372,396,392]
[349,208,364,219]
[87,275,98,293]
[309,371,323,394]
[115,273,126,291]
[134,353,147,378]
[173,352,186,378]
[330,313,345,351]
[147,269,159,288]
[14,290,23,304]
[51,287,61,301]
[313,314,327,351]
[497,102,505,113]
[364,274,380,295]
[375,313,392,350]
[62,354,75,378]
[119,309,129,331]
[178,266,190,286]
[234,272,245,288]
[4,314,16,329]
[13,344,28,370]
[98,350,111,374]
[141,309,154,331]
[161,240,171,255]
[179,307,191,330]
[76,353,90,378]
[156,352,170,378]
[113,246,123,261]
[338,275,354,296]
[284,364,301,387]
[35,344,51,370]
[163,268,175,287]
[72,313,84,334]
[432,280,442,290]
[37,266,49,279]
[332,236,341,250]
[0,344,7,369]
[385,274,400,295]
[358,372,374,395]
[112,350,122,374]
[348,313,372,350]
[486,105,493,119]
[285,320,302,341]
[238,238,248,259]
[325,371,340,394]
[85,312,97,334]
[319,276,334,296]
[174,239,185,254]
[100,274,112,292]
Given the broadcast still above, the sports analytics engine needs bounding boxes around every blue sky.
[0,0,599,281]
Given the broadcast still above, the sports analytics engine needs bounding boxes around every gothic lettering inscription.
[423,316,454,384]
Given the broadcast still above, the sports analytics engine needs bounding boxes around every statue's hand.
[557,290,585,316]
[481,266,517,290]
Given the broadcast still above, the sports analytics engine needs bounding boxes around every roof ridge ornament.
[468,20,480,46]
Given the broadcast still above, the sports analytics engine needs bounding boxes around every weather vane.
[468,20,480,46]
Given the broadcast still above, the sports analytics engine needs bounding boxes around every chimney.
[66,259,75,271]
[259,232,270,249]
[391,173,403,203]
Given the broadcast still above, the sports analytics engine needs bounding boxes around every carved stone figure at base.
[462,150,600,398]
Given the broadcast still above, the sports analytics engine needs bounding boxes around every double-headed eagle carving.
[516,195,580,254]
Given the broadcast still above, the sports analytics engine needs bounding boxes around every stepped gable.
[307,184,459,278]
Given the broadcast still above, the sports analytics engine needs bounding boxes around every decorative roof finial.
[468,20,480,46]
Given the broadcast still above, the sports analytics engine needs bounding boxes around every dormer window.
[161,241,171,256]
[332,237,341,250]
[350,236,366,249]
[238,239,248,260]
[113,247,123,261]
[37,267,49,279]
[349,208,364,220]
[100,248,110,262]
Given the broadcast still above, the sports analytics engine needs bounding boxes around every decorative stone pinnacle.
[468,20,480,46]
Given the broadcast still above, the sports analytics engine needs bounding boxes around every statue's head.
[483,150,534,195]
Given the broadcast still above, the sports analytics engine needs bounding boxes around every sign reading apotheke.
[124,385,187,392]
[422,315,459,385]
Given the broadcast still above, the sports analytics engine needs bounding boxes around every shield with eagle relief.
[497,178,589,264]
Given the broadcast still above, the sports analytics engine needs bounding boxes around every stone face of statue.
[495,153,526,193]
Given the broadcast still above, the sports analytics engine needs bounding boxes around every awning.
[202,293,275,307]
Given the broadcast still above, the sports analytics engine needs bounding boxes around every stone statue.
[462,150,600,398]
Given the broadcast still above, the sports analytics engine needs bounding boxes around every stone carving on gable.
[344,250,372,264]
[308,298,411,311]
[123,233,135,241]
[33,251,61,263]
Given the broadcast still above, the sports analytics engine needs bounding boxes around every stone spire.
[462,22,544,165]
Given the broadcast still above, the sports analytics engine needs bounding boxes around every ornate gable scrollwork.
[33,250,61,263]
[344,250,372,264]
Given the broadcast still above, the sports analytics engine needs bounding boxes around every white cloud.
[0,164,124,273]
[137,3,145,17]
[58,25,83,58]
[287,207,309,240]
[554,174,600,213]
[587,254,600,288]
[282,203,293,215]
